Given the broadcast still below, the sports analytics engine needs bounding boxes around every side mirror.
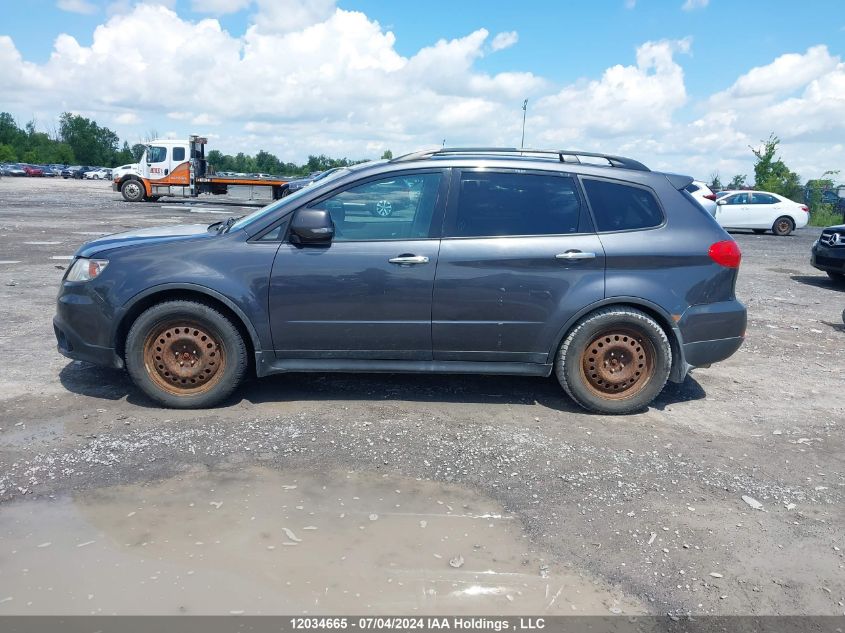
[290,208,334,244]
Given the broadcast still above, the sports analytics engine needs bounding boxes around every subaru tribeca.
[54,148,746,414]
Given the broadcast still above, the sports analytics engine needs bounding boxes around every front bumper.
[811,242,845,274]
[54,280,123,369]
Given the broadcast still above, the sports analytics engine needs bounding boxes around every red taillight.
[709,240,741,268]
[704,193,717,201]
[800,205,809,213]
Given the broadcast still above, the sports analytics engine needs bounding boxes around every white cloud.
[490,31,518,52]
[191,0,252,14]
[115,112,140,124]
[2,4,844,180]
[681,0,709,10]
[57,0,98,14]
[714,45,839,100]
[625,0,636,8]
[534,38,691,141]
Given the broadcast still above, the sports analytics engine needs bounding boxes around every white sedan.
[83,169,112,180]
[714,190,809,236]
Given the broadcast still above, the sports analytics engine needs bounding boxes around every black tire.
[752,229,766,235]
[772,216,794,236]
[125,300,248,408]
[827,271,845,283]
[121,179,146,202]
[555,307,672,415]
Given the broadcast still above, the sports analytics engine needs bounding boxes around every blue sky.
[2,0,844,179]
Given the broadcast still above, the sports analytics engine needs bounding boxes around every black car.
[62,165,94,179]
[811,224,845,282]
[281,168,344,196]
[54,147,746,414]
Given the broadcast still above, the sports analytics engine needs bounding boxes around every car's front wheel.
[772,216,794,236]
[125,300,247,408]
[555,307,672,414]
[121,179,145,202]
[827,271,845,283]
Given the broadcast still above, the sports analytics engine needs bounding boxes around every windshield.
[229,167,351,231]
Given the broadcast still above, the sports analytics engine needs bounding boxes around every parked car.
[62,165,94,179]
[684,180,717,216]
[22,164,44,177]
[2,163,26,176]
[54,147,746,415]
[40,164,63,177]
[282,168,345,196]
[811,223,845,282]
[84,168,112,180]
[714,190,808,236]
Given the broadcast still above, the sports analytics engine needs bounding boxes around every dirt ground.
[0,177,842,616]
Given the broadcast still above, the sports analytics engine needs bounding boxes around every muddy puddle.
[0,467,640,615]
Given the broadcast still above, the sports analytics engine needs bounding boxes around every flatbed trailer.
[113,135,288,202]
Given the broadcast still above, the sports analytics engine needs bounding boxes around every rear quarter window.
[582,178,664,232]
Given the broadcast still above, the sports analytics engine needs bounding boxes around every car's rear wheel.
[371,200,393,217]
[121,179,145,202]
[125,300,247,408]
[772,216,794,236]
[555,307,672,414]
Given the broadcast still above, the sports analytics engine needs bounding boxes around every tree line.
[0,111,381,177]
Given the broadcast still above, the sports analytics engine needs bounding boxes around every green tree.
[0,143,16,162]
[381,149,393,160]
[255,149,281,175]
[51,143,75,165]
[750,133,802,201]
[708,172,723,192]
[130,143,146,161]
[0,112,25,148]
[115,141,134,165]
[59,112,120,165]
[728,174,747,189]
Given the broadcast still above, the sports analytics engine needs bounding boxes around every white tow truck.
[113,135,288,202]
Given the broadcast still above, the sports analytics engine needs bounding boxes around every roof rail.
[390,147,649,171]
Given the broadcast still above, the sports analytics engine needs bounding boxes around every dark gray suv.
[54,148,746,414]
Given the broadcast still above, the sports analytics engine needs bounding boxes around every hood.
[76,223,214,258]
[822,224,845,231]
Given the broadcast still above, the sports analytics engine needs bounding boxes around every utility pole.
[520,99,528,148]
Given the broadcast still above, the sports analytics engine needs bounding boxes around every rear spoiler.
[665,173,694,190]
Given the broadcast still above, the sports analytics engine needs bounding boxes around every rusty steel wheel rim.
[776,219,791,234]
[143,321,226,396]
[580,328,655,400]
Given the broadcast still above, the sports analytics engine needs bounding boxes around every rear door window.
[446,171,584,237]
[750,193,777,204]
[582,178,663,232]
[172,147,186,161]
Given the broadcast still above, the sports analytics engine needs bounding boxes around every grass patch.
[809,205,844,227]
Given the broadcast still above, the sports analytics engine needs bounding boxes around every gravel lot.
[0,177,843,616]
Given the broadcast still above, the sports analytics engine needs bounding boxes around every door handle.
[388,255,430,265]
[555,251,596,260]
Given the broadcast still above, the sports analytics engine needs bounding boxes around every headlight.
[66,258,109,282]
